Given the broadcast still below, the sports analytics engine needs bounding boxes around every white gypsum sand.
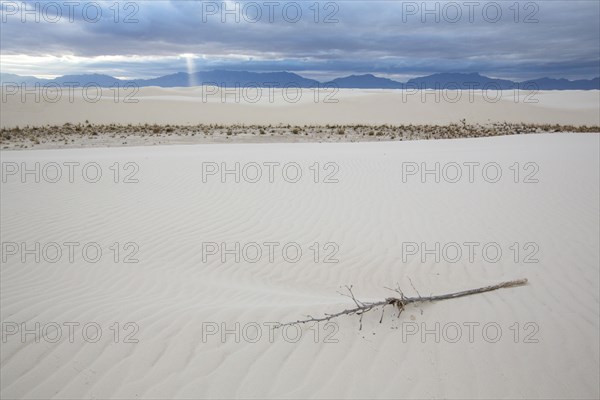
[1,88,599,127]
[1,133,598,399]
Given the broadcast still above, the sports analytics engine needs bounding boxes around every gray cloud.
[1,0,598,80]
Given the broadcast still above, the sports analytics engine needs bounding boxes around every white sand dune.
[1,133,599,399]
[1,88,599,127]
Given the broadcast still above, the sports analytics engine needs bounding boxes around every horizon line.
[2,70,599,84]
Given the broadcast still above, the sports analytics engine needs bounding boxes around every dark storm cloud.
[1,0,598,80]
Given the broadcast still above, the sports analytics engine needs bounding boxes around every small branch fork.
[277,279,528,330]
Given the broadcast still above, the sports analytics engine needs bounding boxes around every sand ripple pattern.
[1,134,599,399]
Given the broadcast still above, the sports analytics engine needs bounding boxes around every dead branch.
[277,278,528,329]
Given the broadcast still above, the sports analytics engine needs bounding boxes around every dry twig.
[277,278,528,330]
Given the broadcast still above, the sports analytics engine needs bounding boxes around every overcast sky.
[1,0,599,81]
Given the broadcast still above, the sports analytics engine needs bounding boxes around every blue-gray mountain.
[1,71,599,90]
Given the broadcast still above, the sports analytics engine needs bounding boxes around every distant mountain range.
[1,71,599,90]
